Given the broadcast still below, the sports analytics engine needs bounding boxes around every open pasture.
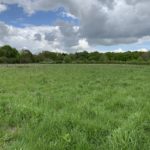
[0,64,150,150]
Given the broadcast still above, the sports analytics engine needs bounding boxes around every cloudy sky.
[0,0,150,53]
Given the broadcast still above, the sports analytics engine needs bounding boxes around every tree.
[0,45,19,63]
[141,52,150,61]
[20,49,34,63]
[37,51,58,63]
[64,55,72,63]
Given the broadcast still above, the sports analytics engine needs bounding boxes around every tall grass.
[0,64,149,150]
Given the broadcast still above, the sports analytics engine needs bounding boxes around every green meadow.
[0,64,150,150]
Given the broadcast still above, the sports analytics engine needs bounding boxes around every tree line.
[0,45,150,64]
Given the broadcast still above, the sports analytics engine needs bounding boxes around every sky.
[0,0,150,53]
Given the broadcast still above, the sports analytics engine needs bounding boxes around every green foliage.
[0,45,150,64]
[20,50,34,63]
[0,45,18,58]
[0,45,19,63]
[0,64,149,149]
[26,49,150,64]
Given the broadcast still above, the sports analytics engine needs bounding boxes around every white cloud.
[77,39,90,49]
[9,1,150,41]
[0,3,7,13]
[138,36,150,44]
[137,48,148,52]
[0,0,150,52]
[72,39,89,50]
[72,38,97,52]
[0,22,67,53]
[60,12,77,20]
[113,48,125,53]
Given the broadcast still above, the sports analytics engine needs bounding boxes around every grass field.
[0,64,150,150]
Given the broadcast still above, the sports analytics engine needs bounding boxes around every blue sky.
[0,4,79,27]
[0,1,150,52]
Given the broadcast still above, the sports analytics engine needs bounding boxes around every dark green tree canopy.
[0,45,150,64]
[0,45,19,58]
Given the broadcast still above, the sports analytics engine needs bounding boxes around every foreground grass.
[0,64,150,150]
